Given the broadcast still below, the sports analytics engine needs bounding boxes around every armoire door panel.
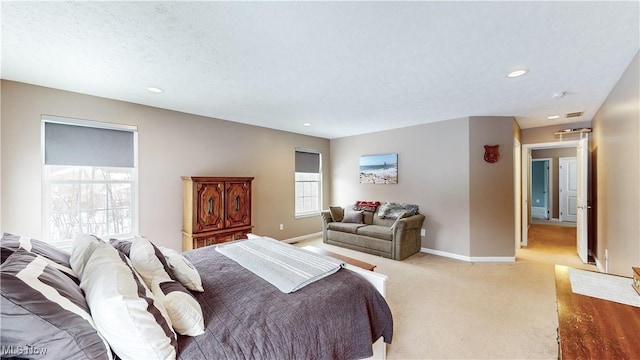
[196,182,225,231]
[225,181,251,228]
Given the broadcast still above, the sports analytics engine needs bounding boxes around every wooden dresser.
[182,176,253,251]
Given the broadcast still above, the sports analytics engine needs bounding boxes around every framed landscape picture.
[359,153,398,184]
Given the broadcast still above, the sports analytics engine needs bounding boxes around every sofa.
[321,201,425,260]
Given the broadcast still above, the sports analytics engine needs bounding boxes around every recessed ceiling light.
[507,69,528,78]
[547,115,560,120]
[303,123,312,127]
[147,86,163,93]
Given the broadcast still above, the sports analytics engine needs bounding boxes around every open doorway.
[521,139,590,264]
[530,148,577,224]
[531,158,552,221]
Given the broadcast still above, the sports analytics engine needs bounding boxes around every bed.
[1,233,393,360]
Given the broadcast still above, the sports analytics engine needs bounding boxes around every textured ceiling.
[2,1,638,139]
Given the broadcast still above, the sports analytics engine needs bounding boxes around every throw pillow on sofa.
[378,202,420,219]
[353,201,381,212]
[342,210,364,224]
[329,206,344,222]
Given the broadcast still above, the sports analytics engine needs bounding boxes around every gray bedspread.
[178,244,393,360]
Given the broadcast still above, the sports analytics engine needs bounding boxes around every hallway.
[518,223,597,271]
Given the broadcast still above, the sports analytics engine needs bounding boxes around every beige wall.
[520,121,592,144]
[330,116,517,258]
[1,80,330,251]
[591,51,640,277]
[531,147,576,219]
[469,116,516,257]
[330,118,471,256]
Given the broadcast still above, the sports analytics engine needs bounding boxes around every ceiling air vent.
[565,111,583,118]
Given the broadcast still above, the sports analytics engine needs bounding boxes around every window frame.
[294,149,322,218]
[41,115,139,248]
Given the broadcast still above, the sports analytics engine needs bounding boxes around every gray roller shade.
[44,121,135,167]
[295,151,320,173]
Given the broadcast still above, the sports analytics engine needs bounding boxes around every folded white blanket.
[216,237,344,293]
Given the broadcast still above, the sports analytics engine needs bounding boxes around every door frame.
[576,137,589,263]
[521,140,579,247]
[531,158,553,220]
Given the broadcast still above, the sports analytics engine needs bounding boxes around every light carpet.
[296,224,596,359]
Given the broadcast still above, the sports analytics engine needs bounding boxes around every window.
[42,116,138,248]
[295,149,321,217]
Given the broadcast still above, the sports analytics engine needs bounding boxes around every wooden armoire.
[181,176,253,250]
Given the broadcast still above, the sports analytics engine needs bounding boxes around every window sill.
[295,212,320,219]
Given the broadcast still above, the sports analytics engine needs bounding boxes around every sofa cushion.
[357,225,393,241]
[327,222,366,234]
[342,210,364,224]
[326,231,393,254]
[329,206,344,222]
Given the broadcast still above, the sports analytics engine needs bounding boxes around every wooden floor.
[555,265,640,359]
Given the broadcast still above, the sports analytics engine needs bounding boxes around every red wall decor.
[483,145,500,163]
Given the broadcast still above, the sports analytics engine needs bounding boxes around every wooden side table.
[302,246,376,271]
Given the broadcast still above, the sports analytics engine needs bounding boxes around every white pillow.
[150,281,205,336]
[72,240,177,360]
[159,246,204,292]
[129,237,204,336]
[128,236,172,287]
[69,234,104,278]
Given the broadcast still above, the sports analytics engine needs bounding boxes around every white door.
[576,138,589,263]
[559,157,577,222]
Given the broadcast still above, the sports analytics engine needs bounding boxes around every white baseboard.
[282,232,322,244]
[421,247,515,263]
[281,234,517,263]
